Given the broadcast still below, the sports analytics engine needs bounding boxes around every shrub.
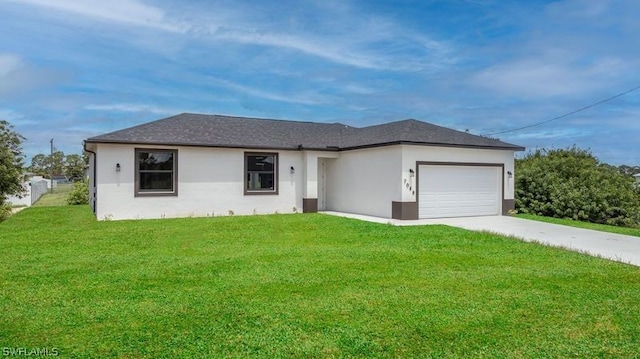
[66,178,89,205]
[0,201,11,222]
[515,147,640,227]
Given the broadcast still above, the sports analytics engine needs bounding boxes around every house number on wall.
[403,179,414,196]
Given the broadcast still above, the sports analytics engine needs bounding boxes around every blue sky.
[1,0,639,165]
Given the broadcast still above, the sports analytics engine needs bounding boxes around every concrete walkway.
[322,211,640,266]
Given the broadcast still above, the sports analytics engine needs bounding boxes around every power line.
[481,85,640,136]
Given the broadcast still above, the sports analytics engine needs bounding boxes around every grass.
[518,213,640,238]
[32,183,74,207]
[2,207,640,358]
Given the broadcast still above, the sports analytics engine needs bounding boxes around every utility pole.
[50,138,54,194]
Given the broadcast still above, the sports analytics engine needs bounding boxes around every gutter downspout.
[83,141,97,215]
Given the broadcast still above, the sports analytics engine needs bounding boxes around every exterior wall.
[5,178,48,207]
[324,146,402,218]
[5,182,31,207]
[94,144,304,220]
[322,144,516,220]
[303,151,319,199]
[302,151,340,212]
[91,142,517,221]
[302,151,340,199]
[401,145,517,213]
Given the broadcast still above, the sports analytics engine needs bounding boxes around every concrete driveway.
[323,211,640,266]
[415,216,640,266]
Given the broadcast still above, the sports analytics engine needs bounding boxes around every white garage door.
[418,165,501,219]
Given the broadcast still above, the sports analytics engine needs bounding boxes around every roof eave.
[83,139,341,152]
[84,138,524,152]
[339,141,525,151]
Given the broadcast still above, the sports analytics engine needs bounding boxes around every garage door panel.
[420,191,496,200]
[418,165,501,219]
[420,207,496,218]
[419,199,498,213]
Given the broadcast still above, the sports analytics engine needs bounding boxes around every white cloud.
[204,24,453,71]
[173,1,455,71]
[85,103,179,115]
[208,77,332,106]
[8,0,455,71]
[0,53,22,78]
[0,53,66,97]
[463,0,640,104]
[9,0,185,32]
[340,84,376,95]
[509,127,590,140]
[212,28,383,70]
[546,0,610,20]
[0,108,23,122]
[472,55,635,99]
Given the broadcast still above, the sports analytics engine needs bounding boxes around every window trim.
[244,152,279,195]
[134,148,178,197]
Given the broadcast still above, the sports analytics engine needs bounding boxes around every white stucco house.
[84,113,524,221]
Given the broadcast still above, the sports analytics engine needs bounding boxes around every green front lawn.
[2,207,639,358]
[518,213,640,237]
[32,183,74,207]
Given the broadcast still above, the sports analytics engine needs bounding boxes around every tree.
[0,120,26,221]
[29,151,88,180]
[29,151,65,178]
[30,153,48,176]
[64,153,87,180]
[515,147,640,227]
[29,150,64,177]
[49,150,65,176]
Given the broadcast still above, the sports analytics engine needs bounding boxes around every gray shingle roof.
[85,113,524,151]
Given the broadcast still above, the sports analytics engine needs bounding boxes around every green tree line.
[0,120,26,220]
[29,151,88,180]
[1,120,90,220]
[515,147,640,227]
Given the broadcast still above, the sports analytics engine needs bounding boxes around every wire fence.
[30,180,48,204]
[8,180,77,208]
[30,182,76,207]
[50,182,74,194]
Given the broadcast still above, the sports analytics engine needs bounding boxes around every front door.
[317,159,326,211]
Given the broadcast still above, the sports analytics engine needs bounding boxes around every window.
[245,152,278,194]
[135,149,177,196]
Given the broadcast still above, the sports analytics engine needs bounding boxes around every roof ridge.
[182,112,348,127]
[401,119,418,139]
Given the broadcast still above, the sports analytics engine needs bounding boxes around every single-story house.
[84,113,524,221]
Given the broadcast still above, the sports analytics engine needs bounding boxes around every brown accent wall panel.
[303,198,318,213]
[392,201,418,220]
[502,199,515,215]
